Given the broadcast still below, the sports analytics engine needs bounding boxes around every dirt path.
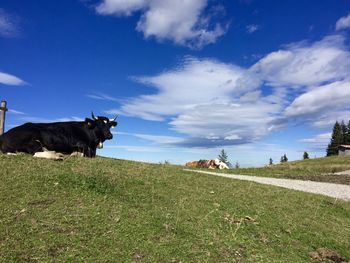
[184,169,350,201]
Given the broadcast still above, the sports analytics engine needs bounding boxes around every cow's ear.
[85,118,96,129]
[110,121,117,128]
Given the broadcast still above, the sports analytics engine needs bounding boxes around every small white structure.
[338,145,350,156]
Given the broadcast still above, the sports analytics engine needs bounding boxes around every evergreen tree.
[341,120,347,144]
[303,151,309,160]
[326,121,343,156]
[269,158,273,165]
[280,154,288,163]
[345,120,350,145]
[235,161,240,169]
[218,149,231,167]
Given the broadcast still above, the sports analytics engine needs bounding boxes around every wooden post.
[0,101,8,136]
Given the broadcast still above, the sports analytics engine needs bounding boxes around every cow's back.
[37,122,90,153]
[1,123,43,153]
[1,122,87,154]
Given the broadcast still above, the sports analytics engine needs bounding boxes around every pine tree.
[327,121,343,156]
[218,149,231,167]
[269,158,273,165]
[341,120,347,144]
[280,154,288,163]
[235,161,240,169]
[303,151,309,160]
[345,120,350,145]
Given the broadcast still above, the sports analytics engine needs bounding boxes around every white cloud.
[109,58,281,147]
[0,9,19,38]
[8,109,25,115]
[96,0,147,16]
[313,111,350,128]
[95,0,227,48]
[105,145,165,152]
[170,101,279,142]
[299,133,331,151]
[116,58,259,121]
[285,80,350,118]
[251,35,350,129]
[86,93,120,102]
[300,133,331,143]
[251,35,350,87]
[116,131,184,144]
[336,13,350,31]
[107,34,350,148]
[0,72,26,86]
[246,24,259,34]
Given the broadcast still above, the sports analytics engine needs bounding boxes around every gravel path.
[184,169,350,201]
[334,169,350,175]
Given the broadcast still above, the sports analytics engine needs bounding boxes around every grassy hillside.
[219,155,350,185]
[0,154,350,262]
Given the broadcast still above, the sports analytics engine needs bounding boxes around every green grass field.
[214,155,350,185]
[1,154,350,262]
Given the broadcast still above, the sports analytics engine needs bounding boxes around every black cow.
[0,112,117,158]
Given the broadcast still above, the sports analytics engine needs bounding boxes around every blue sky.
[1,0,350,166]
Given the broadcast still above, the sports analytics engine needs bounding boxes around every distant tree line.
[326,120,350,156]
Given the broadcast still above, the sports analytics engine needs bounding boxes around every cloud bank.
[250,35,350,87]
[101,33,350,147]
[95,0,227,48]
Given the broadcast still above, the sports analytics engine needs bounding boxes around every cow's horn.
[91,111,97,120]
[110,115,118,122]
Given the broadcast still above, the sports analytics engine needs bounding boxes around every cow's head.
[85,112,118,147]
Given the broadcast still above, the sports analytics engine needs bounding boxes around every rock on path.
[184,169,350,201]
